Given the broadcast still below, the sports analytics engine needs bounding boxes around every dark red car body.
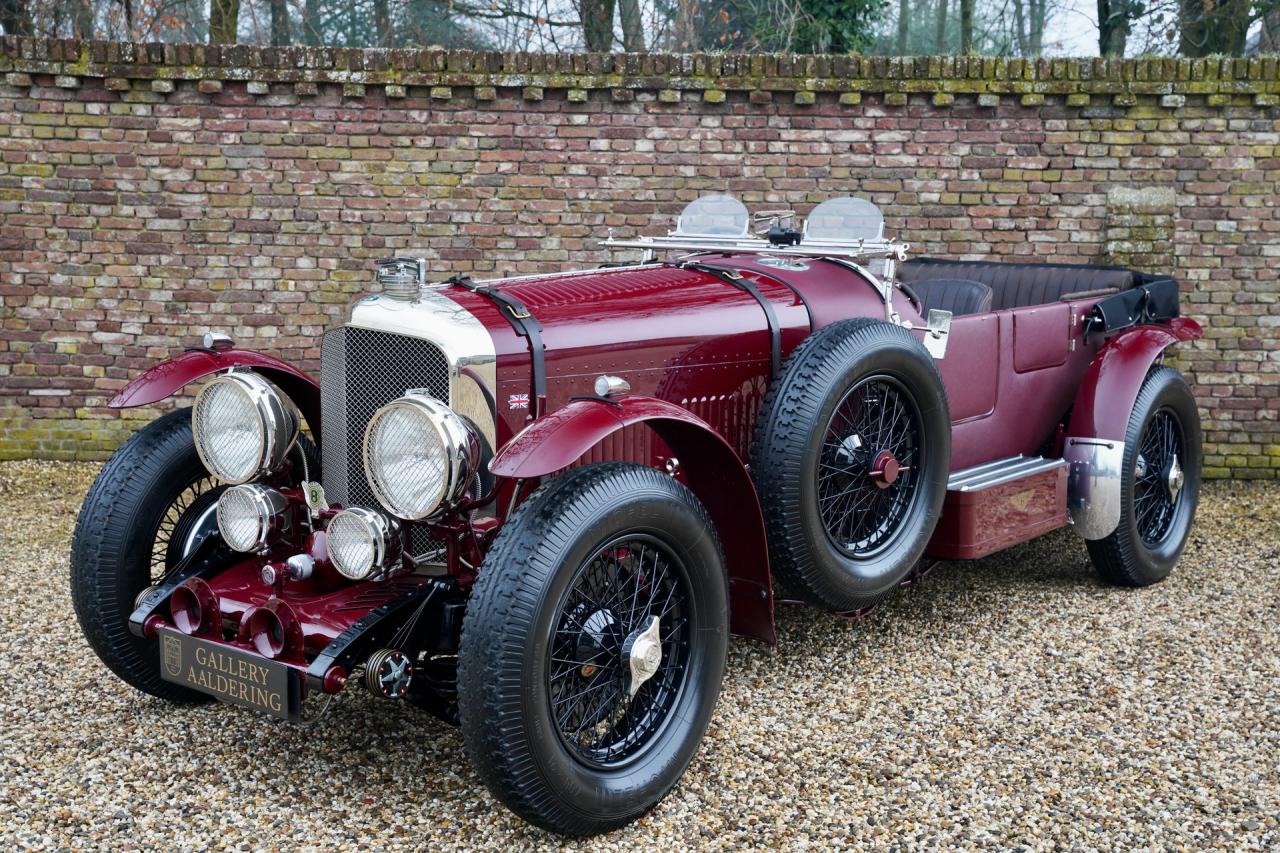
[112,246,1200,661]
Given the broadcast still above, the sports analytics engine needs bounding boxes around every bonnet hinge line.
[447,276,546,418]
[680,262,782,380]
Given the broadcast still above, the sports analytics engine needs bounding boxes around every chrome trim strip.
[345,290,497,453]
[948,456,1066,492]
[461,263,665,288]
[1063,438,1126,540]
[947,455,1026,486]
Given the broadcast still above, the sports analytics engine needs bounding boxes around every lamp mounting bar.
[601,234,910,263]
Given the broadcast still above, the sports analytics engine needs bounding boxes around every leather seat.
[899,259,1134,310]
[909,278,993,317]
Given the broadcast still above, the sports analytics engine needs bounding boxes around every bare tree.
[959,0,971,50]
[208,0,239,41]
[1097,0,1131,54]
[268,0,287,43]
[1263,6,1280,50]
[0,0,31,34]
[72,0,93,35]
[1178,0,1250,55]
[934,0,946,51]
[896,0,907,51]
[373,0,389,44]
[577,0,615,49]
[1012,0,1043,53]
[619,0,643,49]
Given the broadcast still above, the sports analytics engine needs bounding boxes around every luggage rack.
[599,232,910,264]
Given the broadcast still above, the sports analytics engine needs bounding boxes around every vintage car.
[71,195,1202,836]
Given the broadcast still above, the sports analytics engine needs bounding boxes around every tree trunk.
[72,0,94,37]
[619,0,644,51]
[959,0,972,52]
[934,0,947,52]
[896,0,908,53]
[1097,0,1128,56]
[374,0,390,45]
[1028,0,1045,54]
[1013,0,1027,54]
[580,0,616,51]
[303,0,321,44]
[674,0,695,51]
[269,0,289,44]
[1263,7,1280,51]
[0,0,30,35]
[208,0,241,42]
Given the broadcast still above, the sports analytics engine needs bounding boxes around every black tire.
[71,408,216,702]
[70,407,316,702]
[751,318,951,612]
[1087,366,1201,586]
[458,463,728,836]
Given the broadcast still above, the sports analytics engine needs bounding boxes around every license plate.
[158,627,302,721]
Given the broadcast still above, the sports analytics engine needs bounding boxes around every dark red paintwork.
[927,465,1069,560]
[108,347,323,440]
[491,395,774,643]
[159,553,437,657]
[118,252,1201,657]
[1067,317,1203,441]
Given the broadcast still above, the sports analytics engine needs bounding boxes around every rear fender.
[1063,317,1202,539]
[108,348,322,441]
[490,396,775,644]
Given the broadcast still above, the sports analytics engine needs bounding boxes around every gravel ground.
[1,460,1277,852]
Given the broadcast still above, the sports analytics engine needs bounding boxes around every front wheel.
[457,463,728,836]
[70,408,223,702]
[1087,366,1202,586]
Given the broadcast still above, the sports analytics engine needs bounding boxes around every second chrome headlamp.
[362,391,481,521]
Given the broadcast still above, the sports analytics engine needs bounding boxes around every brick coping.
[3,37,1280,107]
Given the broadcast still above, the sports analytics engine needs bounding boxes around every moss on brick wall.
[0,37,1277,476]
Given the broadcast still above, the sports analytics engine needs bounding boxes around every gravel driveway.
[2,460,1277,851]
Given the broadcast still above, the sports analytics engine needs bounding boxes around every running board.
[929,455,1069,560]
[947,455,1067,491]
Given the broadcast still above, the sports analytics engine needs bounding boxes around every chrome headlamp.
[326,507,402,581]
[216,484,289,553]
[363,391,481,521]
[192,371,299,484]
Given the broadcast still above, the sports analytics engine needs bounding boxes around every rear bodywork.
[111,242,1200,711]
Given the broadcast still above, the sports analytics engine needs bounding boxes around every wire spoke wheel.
[459,463,727,835]
[1132,408,1185,547]
[547,534,691,769]
[1086,366,1201,589]
[151,475,222,582]
[817,374,924,558]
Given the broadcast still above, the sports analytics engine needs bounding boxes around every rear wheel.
[458,463,728,836]
[1087,367,1201,586]
[751,319,951,612]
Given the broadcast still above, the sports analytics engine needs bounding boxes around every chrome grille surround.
[320,289,497,563]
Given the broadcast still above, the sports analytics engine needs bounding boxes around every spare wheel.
[751,318,951,612]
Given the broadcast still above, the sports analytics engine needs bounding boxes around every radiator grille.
[320,326,451,562]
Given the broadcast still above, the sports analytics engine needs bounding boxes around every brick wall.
[1,38,1277,476]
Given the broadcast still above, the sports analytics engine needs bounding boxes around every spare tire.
[751,318,951,611]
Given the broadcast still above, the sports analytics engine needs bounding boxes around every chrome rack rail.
[600,233,910,263]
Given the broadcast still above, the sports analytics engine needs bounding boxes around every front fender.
[491,396,775,644]
[108,348,322,441]
[1063,317,1202,539]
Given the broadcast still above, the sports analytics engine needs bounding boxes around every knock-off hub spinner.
[623,615,663,699]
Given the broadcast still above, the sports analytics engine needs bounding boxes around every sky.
[1044,4,1101,55]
